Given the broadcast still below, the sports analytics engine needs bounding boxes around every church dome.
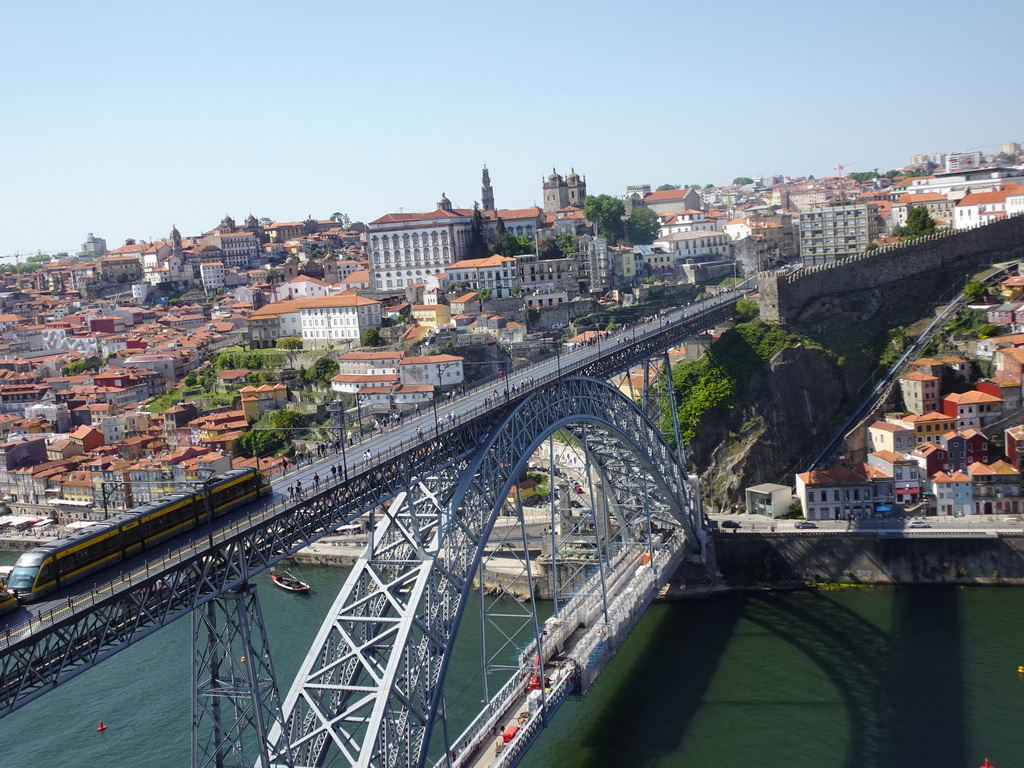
[566,168,579,180]
[548,171,561,182]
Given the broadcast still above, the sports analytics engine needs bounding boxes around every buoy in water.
[96,721,108,732]
[1018,666,1024,674]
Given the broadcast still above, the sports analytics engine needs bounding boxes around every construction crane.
[834,162,855,201]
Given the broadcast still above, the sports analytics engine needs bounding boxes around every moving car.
[720,520,741,529]
[908,520,931,528]
[794,521,818,529]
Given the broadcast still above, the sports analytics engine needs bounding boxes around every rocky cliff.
[687,344,849,512]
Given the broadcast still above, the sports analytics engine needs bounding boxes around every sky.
[2,0,1022,258]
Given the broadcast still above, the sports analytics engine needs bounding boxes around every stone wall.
[713,532,1024,584]
[760,214,1024,326]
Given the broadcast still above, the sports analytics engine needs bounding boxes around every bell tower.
[481,166,495,211]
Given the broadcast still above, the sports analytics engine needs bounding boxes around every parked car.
[794,521,818,529]
[908,520,931,528]
[720,520,741,529]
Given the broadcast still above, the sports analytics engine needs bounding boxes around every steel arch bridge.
[273,375,704,768]
[0,292,741,767]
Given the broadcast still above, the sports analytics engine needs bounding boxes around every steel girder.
[192,583,292,768]
[274,376,702,768]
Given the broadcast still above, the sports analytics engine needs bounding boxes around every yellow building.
[239,384,288,422]
[410,304,451,330]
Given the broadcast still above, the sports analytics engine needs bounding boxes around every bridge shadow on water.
[550,587,966,768]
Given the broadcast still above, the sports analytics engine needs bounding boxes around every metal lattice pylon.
[192,582,293,768]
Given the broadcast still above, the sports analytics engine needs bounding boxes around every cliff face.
[687,345,848,512]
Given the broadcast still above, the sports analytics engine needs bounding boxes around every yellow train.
[7,468,271,604]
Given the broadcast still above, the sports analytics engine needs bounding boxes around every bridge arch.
[278,377,705,768]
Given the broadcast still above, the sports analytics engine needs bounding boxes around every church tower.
[543,169,567,213]
[566,168,587,208]
[481,166,495,211]
[437,192,453,212]
[170,224,183,258]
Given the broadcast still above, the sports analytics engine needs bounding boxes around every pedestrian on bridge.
[313,473,320,488]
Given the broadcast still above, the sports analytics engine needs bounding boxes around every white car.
[908,520,931,528]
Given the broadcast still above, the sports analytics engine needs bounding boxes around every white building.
[954,185,1024,230]
[366,194,472,290]
[398,354,464,388]
[297,294,383,348]
[659,210,717,235]
[200,261,226,294]
[652,231,731,261]
[445,255,518,298]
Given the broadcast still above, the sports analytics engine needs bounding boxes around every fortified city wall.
[759,214,1024,327]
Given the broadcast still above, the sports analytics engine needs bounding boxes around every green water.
[2,549,1022,768]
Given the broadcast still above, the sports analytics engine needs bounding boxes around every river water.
[2,551,1022,768]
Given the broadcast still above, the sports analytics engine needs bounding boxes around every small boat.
[270,569,310,593]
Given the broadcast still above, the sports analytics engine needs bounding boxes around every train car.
[0,587,18,616]
[7,468,270,603]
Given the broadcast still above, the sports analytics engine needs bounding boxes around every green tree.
[499,235,531,257]
[884,169,901,178]
[977,323,1000,338]
[467,203,489,258]
[626,207,660,244]
[735,297,759,322]
[964,280,988,302]
[276,336,303,350]
[479,288,492,301]
[556,232,579,256]
[536,236,561,260]
[61,356,102,376]
[239,409,307,455]
[361,327,383,347]
[114,272,130,283]
[732,177,754,186]
[583,194,626,244]
[847,171,878,182]
[655,184,679,192]
[895,206,938,240]
[305,356,339,387]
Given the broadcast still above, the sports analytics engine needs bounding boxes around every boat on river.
[269,569,310,593]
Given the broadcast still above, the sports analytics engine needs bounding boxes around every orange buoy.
[97,721,108,732]
[979,759,995,768]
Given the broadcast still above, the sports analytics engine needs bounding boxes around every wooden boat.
[269,569,310,593]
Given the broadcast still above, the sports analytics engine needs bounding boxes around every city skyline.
[2,0,1022,257]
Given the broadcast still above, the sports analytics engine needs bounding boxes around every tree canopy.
[276,336,303,350]
[361,328,383,347]
[964,280,988,302]
[895,206,938,240]
[847,171,878,182]
[655,184,679,192]
[583,194,625,244]
[239,409,308,456]
[627,207,660,244]
[467,203,489,258]
[304,356,339,387]
[732,177,754,186]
